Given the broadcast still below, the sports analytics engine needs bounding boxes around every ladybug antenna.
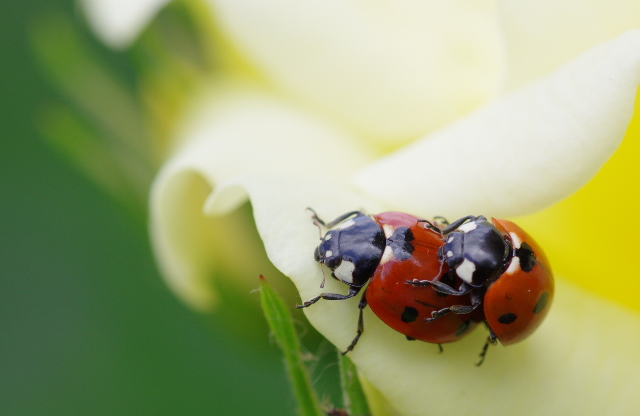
[320,264,327,288]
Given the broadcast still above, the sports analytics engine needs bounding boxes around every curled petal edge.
[209,176,640,416]
[353,30,640,220]
[149,89,374,310]
[80,0,171,48]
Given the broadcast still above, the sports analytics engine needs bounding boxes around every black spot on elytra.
[498,313,518,324]
[387,227,414,261]
[405,335,416,341]
[455,320,472,337]
[516,242,536,272]
[533,292,550,314]
[401,306,419,323]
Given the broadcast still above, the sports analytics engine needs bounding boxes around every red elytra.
[366,212,481,344]
[483,219,554,345]
[300,209,554,362]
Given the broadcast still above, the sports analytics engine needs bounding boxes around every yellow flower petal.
[513,103,640,313]
[353,31,640,220]
[150,85,374,310]
[499,0,640,88]
[348,280,640,416]
[180,172,640,415]
[208,0,503,149]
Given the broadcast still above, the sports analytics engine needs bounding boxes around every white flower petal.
[353,30,640,220]
[80,0,170,48]
[499,0,640,88]
[208,0,503,147]
[181,173,640,415]
[350,280,640,416]
[150,87,374,310]
[206,175,387,280]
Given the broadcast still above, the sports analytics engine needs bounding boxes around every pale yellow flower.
[81,1,640,415]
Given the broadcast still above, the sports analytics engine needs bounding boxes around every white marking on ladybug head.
[447,236,454,243]
[334,219,355,230]
[458,221,477,233]
[324,233,332,241]
[334,260,356,283]
[456,259,476,283]
[446,251,454,258]
[325,250,333,258]
[382,224,395,239]
[509,232,522,249]
[379,246,394,265]
[506,256,521,275]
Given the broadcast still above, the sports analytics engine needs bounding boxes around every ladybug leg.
[407,279,472,296]
[432,216,449,226]
[476,330,498,366]
[417,219,443,233]
[424,290,482,323]
[306,208,363,229]
[424,302,480,322]
[296,285,362,309]
[342,288,369,355]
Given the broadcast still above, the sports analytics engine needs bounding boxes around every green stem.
[259,276,325,416]
[339,353,372,416]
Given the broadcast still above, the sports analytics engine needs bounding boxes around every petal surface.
[150,85,374,310]
[207,0,503,149]
[512,107,640,313]
[80,0,170,48]
[348,280,640,416]
[353,30,640,220]
[196,173,640,416]
[499,0,640,88]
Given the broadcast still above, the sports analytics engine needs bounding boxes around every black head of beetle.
[440,216,511,287]
[314,213,385,287]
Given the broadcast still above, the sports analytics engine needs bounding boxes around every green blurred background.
[0,1,340,415]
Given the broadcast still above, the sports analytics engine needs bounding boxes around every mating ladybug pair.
[297,210,553,365]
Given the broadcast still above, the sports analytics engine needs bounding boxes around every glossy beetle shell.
[483,219,554,345]
[366,212,481,343]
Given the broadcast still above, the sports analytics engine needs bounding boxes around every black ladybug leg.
[432,216,449,226]
[407,279,472,296]
[476,331,498,366]
[306,208,363,228]
[417,219,443,233]
[425,290,482,323]
[296,285,362,309]
[342,288,369,355]
[424,303,480,322]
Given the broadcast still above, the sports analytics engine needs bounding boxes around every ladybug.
[409,215,554,363]
[298,210,481,353]
[299,210,554,365]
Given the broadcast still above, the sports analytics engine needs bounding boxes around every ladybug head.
[314,230,342,270]
[441,217,509,287]
[313,215,386,287]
